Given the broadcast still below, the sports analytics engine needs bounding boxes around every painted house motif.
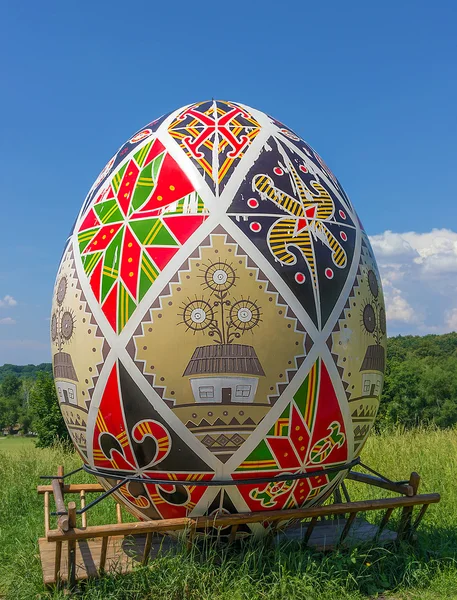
[183,344,265,405]
[360,344,385,399]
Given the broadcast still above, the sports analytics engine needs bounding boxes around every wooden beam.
[303,517,318,546]
[228,524,239,544]
[44,491,50,536]
[142,533,153,565]
[376,507,394,540]
[67,502,77,589]
[38,483,104,494]
[116,503,123,524]
[47,493,440,542]
[99,537,108,573]
[409,472,420,495]
[339,512,357,543]
[54,541,62,584]
[413,504,429,530]
[347,471,413,496]
[52,479,69,532]
[80,490,87,528]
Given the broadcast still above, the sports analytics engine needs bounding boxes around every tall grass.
[0,428,456,600]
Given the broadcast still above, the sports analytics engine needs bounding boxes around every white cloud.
[383,283,417,324]
[0,317,17,325]
[370,230,418,260]
[369,229,457,335]
[445,309,457,332]
[0,295,17,308]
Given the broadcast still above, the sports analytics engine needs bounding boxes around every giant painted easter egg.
[51,101,386,534]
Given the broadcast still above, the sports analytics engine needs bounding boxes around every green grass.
[0,428,456,599]
[0,435,35,452]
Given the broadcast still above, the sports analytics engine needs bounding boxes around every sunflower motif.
[180,299,214,332]
[229,299,261,332]
[202,262,236,293]
[61,311,76,341]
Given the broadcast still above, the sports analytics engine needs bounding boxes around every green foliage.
[0,373,23,432]
[28,372,70,447]
[379,333,457,429]
[0,362,52,382]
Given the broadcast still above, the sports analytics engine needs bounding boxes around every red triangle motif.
[162,215,207,245]
[79,209,99,232]
[145,246,179,271]
[89,257,103,302]
[306,361,348,466]
[140,153,195,213]
[102,282,118,332]
[120,228,141,299]
[92,362,137,471]
[305,205,317,219]
[296,218,308,233]
[144,138,166,166]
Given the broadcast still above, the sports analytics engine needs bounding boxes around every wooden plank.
[275,518,397,551]
[39,517,402,586]
[39,537,130,585]
[47,493,440,542]
[347,471,413,496]
[38,535,174,585]
[38,483,104,494]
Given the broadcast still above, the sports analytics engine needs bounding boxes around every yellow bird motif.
[252,161,347,288]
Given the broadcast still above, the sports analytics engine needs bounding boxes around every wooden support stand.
[37,467,440,589]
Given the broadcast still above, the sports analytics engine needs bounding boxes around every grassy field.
[0,428,456,600]
[0,436,35,451]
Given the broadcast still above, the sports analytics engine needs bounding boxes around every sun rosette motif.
[52,100,385,535]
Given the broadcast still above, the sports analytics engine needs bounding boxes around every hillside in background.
[380,332,457,428]
[0,363,52,381]
[1,332,457,431]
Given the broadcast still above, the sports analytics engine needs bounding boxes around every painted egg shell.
[51,100,386,535]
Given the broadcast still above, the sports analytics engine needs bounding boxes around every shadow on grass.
[69,524,457,600]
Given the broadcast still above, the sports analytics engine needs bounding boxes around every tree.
[29,373,69,447]
[0,373,22,433]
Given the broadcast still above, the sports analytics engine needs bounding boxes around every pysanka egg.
[51,100,386,534]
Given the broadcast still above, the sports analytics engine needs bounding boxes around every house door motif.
[222,388,232,404]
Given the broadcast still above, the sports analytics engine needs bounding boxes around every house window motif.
[363,379,371,393]
[235,384,252,398]
[199,386,215,399]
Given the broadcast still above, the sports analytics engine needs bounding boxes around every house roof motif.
[183,344,265,377]
[53,352,79,381]
[360,344,385,373]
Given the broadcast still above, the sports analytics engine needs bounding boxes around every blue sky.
[0,0,456,364]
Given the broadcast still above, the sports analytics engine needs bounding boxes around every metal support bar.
[40,467,84,481]
[83,458,360,488]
